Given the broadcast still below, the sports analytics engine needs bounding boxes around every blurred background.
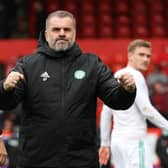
[0,0,168,168]
[1,0,168,39]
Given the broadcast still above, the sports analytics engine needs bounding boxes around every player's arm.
[99,104,112,165]
[100,104,112,147]
[135,74,168,131]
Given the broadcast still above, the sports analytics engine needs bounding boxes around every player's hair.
[128,39,151,53]
[45,10,76,29]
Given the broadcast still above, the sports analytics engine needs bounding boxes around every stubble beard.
[55,43,70,51]
[54,40,74,51]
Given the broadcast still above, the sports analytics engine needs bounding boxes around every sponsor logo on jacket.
[40,72,50,81]
[74,70,86,79]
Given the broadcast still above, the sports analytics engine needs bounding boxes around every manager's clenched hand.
[3,71,24,91]
[116,72,136,92]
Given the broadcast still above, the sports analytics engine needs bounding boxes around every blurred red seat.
[80,14,96,25]
[132,24,149,38]
[80,24,97,38]
[132,13,148,25]
[114,0,129,14]
[97,0,112,13]
[98,13,113,25]
[97,13,113,38]
[80,13,97,38]
[98,26,113,38]
[79,0,95,14]
[62,0,78,15]
[131,0,147,13]
[148,0,164,13]
[150,25,167,38]
[28,0,46,37]
[115,24,131,38]
[116,14,130,25]
[45,0,60,13]
[150,13,165,25]
[165,0,168,16]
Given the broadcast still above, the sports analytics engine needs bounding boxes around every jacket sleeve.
[96,57,136,110]
[0,59,25,110]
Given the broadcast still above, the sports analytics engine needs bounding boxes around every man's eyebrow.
[139,52,151,56]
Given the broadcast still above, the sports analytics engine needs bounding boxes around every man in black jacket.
[0,10,136,168]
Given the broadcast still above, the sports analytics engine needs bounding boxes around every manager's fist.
[116,72,136,92]
[3,71,24,91]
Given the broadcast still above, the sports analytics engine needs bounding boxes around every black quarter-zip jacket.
[0,33,136,168]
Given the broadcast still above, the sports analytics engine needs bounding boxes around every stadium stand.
[23,0,168,38]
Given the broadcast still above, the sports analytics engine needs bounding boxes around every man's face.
[45,16,76,51]
[129,46,151,71]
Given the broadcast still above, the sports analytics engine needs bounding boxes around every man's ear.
[128,52,132,61]
[44,30,48,41]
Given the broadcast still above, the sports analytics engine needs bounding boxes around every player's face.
[129,47,151,71]
[45,16,76,51]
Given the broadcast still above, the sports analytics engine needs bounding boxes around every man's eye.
[52,28,60,32]
[64,28,71,32]
[139,53,144,56]
[55,28,60,31]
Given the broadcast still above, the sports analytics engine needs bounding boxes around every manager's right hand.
[3,71,24,91]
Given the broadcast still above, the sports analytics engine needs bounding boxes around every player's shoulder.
[115,66,143,80]
[114,66,130,75]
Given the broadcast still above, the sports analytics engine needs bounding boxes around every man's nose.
[59,29,65,36]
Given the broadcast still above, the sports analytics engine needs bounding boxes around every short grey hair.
[45,10,76,29]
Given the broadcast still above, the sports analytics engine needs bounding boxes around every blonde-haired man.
[99,39,168,168]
